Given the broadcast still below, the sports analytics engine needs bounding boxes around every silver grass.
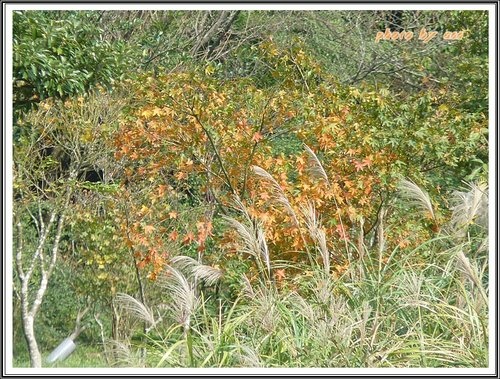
[455,249,488,303]
[241,274,256,299]
[302,146,350,254]
[251,288,279,333]
[115,293,156,328]
[237,345,262,368]
[170,255,198,272]
[476,237,488,254]
[223,215,271,278]
[358,301,373,346]
[158,265,199,330]
[300,200,320,233]
[191,265,223,287]
[170,255,223,286]
[398,179,435,220]
[403,272,425,298]
[252,165,299,227]
[105,339,133,367]
[316,228,330,275]
[315,277,335,306]
[301,201,330,274]
[230,194,254,225]
[228,196,270,277]
[256,227,270,278]
[105,339,145,367]
[288,291,315,321]
[327,295,349,327]
[303,143,330,185]
[449,181,488,231]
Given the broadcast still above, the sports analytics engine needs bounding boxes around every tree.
[13,89,125,367]
[114,38,487,281]
[13,11,131,118]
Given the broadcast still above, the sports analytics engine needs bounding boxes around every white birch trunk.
[16,207,67,367]
[23,315,42,368]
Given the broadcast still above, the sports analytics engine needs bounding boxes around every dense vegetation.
[11,10,489,369]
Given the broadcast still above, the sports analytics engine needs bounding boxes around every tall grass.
[107,168,488,368]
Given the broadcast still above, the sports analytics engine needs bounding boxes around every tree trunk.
[15,195,70,368]
[22,315,42,368]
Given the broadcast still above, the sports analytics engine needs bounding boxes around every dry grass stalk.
[241,273,256,299]
[237,345,262,367]
[303,143,330,186]
[455,249,488,303]
[449,181,488,232]
[252,165,299,227]
[158,265,199,331]
[301,201,330,274]
[170,255,223,286]
[223,215,271,279]
[302,144,350,254]
[115,293,157,329]
[398,179,435,221]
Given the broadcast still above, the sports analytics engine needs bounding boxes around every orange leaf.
[353,160,367,172]
[175,171,187,180]
[169,211,178,219]
[335,224,349,241]
[183,231,195,244]
[260,192,271,201]
[169,230,179,241]
[144,224,155,234]
[158,185,168,196]
[274,269,286,282]
[362,155,373,167]
[252,132,264,143]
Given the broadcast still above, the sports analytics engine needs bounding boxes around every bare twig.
[69,306,90,340]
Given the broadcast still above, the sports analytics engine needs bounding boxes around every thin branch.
[191,111,236,195]
[206,10,240,60]
[192,11,231,56]
[240,97,272,199]
[27,208,40,236]
[15,221,25,280]
[24,210,56,285]
[69,306,90,340]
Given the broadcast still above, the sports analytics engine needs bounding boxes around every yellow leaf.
[141,109,153,119]
[205,64,215,76]
[438,104,449,113]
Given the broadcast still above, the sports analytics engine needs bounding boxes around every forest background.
[7,7,492,370]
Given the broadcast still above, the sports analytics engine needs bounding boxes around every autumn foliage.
[112,39,487,280]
